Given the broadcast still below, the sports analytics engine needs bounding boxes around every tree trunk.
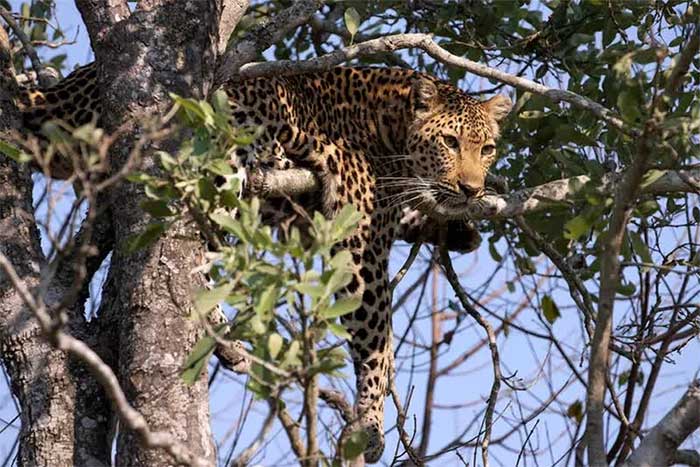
[74,0,223,464]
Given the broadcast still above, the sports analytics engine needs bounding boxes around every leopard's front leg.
[335,205,396,464]
[318,169,398,463]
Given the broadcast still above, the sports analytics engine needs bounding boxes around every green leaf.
[618,282,636,296]
[329,250,352,271]
[567,400,584,423]
[323,297,361,319]
[618,370,630,387]
[254,284,278,318]
[344,8,361,41]
[268,333,283,359]
[328,322,352,340]
[488,242,503,262]
[140,200,175,218]
[181,335,216,385]
[295,282,326,299]
[281,340,301,368]
[125,222,167,253]
[211,89,231,114]
[126,172,156,184]
[342,430,369,460]
[629,230,653,270]
[542,295,561,324]
[617,87,642,123]
[156,150,177,168]
[640,169,666,189]
[332,205,362,240]
[564,215,591,241]
[210,213,246,240]
[206,159,234,176]
[194,282,234,315]
[0,140,31,163]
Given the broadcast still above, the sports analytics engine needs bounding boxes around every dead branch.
[438,248,501,467]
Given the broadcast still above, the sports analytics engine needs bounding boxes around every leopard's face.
[404,77,512,219]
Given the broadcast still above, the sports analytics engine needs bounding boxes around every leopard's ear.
[411,77,440,119]
[483,94,512,122]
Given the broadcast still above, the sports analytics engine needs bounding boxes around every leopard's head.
[404,76,511,218]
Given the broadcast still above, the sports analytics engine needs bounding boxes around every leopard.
[16,63,511,462]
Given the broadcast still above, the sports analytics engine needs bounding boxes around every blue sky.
[2,2,699,466]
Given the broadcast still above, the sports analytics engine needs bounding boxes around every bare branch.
[319,388,353,423]
[389,382,422,465]
[439,248,501,467]
[622,381,700,467]
[230,402,276,467]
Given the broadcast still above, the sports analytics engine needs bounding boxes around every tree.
[0,1,699,466]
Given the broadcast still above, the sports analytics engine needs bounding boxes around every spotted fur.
[18,64,511,462]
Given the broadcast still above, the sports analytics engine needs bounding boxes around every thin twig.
[438,249,501,467]
[0,6,52,87]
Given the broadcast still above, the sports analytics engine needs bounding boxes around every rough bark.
[0,24,82,467]
[74,1,224,464]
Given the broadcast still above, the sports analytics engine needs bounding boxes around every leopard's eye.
[481,144,496,157]
[443,135,460,150]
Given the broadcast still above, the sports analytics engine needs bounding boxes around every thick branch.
[216,0,324,84]
[248,167,700,220]
[217,0,249,54]
[238,33,632,135]
[622,381,700,467]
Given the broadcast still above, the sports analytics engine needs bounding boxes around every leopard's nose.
[457,181,481,199]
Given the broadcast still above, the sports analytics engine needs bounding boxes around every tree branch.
[439,248,501,467]
[585,26,700,466]
[622,381,700,467]
[0,6,56,87]
[217,0,249,55]
[248,167,700,220]
[238,32,633,135]
[216,0,324,84]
